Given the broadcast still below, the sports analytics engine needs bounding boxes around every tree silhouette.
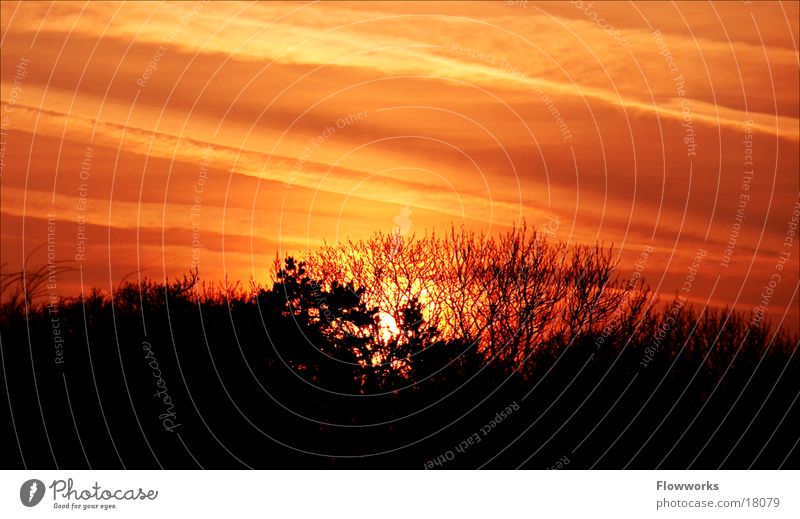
[1,229,797,469]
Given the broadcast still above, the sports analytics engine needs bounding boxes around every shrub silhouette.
[304,225,653,371]
[1,228,797,469]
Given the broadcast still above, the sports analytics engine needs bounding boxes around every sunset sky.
[1,1,798,327]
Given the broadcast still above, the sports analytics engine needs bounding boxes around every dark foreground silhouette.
[1,228,798,468]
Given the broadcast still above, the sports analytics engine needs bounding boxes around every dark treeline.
[1,227,798,469]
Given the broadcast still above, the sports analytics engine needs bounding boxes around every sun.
[377,311,399,341]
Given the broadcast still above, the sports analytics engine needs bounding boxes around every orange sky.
[1,1,798,329]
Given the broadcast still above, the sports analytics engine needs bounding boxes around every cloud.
[1,0,797,326]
